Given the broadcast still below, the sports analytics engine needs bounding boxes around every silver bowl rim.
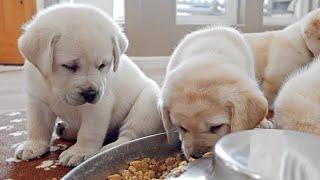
[214,129,320,179]
[62,132,176,179]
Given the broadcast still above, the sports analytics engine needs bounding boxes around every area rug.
[0,111,74,180]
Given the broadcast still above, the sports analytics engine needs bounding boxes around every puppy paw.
[257,119,275,129]
[100,138,129,153]
[15,140,49,160]
[59,144,98,166]
[55,121,77,140]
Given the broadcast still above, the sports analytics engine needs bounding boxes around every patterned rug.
[0,111,74,180]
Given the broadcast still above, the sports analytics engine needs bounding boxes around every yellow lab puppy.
[160,27,268,158]
[244,9,320,107]
[15,4,162,167]
[274,58,320,135]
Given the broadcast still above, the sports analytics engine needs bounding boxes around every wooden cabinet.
[0,0,36,64]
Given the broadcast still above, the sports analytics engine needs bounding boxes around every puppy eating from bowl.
[159,27,268,159]
[15,4,163,166]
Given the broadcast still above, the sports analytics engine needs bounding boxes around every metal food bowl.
[62,133,182,180]
[212,129,320,180]
[63,129,320,180]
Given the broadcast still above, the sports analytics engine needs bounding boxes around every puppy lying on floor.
[15,4,163,166]
[244,8,320,107]
[274,58,320,135]
[159,27,268,158]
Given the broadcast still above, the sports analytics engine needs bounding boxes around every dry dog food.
[107,154,187,180]
[107,152,214,180]
[202,152,214,158]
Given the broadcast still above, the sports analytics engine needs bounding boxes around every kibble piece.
[159,164,167,171]
[150,159,157,165]
[130,176,138,180]
[135,170,143,179]
[145,170,156,178]
[170,168,186,178]
[107,174,122,180]
[121,170,131,179]
[149,164,157,171]
[130,160,149,171]
[142,158,151,163]
[160,171,169,179]
[203,152,214,158]
[166,165,173,171]
[165,157,176,166]
[128,166,137,173]
[179,161,187,166]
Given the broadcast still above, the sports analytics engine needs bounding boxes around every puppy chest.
[50,104,81,123]
[111,101,135,122]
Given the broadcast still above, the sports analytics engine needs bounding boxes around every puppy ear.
[159,103,175,143]
[112,32,128,72]
[304,15,320,38]
[227,90,268,132]
[18,28,59,78]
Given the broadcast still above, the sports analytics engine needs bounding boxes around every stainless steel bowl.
[62,133,181,180]
[63,129,320,180]
[212,129,320,180]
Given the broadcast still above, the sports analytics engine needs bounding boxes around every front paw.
[256,119,275,129]
[15,140,49,160]
[59,144,98,166]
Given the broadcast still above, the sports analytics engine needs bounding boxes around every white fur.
[15,4,163,166]
[274,57,320,135]
[244,9,320,107]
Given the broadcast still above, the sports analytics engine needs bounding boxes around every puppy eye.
[98,63,106,70]
[178,126,188,133]
[62,64,78,73]
[210,124,223,133]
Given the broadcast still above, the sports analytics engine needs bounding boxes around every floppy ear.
[18,28,59,78]
[227,90,268,132]
[304,19,320,39]
[159,102,175,144]
[112,32,128,72]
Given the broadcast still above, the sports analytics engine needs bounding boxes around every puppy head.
[160,64,268,158]
[302,9,320,56]
[19,4,128,106]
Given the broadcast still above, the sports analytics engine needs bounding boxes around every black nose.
[81,89,98,103]
[190,151,203,159]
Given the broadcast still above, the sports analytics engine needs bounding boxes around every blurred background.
[1,0,320,65]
